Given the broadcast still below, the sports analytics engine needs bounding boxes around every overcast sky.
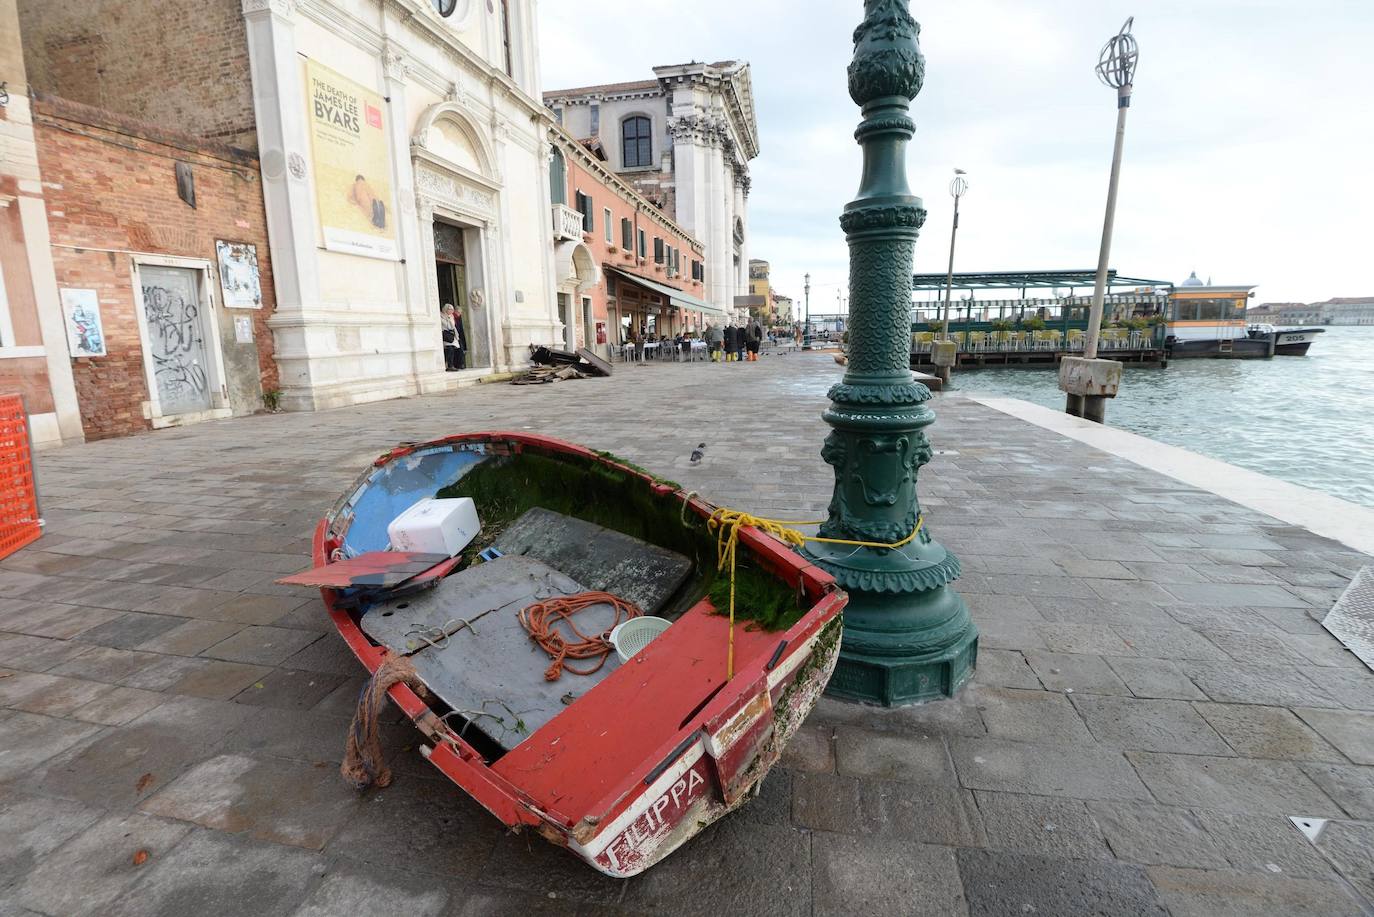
[538,1,1373,309]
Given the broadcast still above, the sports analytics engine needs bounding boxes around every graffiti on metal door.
[141,266,212,414]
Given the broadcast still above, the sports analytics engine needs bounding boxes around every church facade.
[18,0,562,418]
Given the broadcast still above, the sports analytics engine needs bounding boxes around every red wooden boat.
[302,433,845,876]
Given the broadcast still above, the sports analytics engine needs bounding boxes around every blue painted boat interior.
[341,445,489,556]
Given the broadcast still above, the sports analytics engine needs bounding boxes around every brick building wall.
[32,95,278,441]
[18,0,258,149]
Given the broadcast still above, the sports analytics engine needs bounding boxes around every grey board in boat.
[358,510,693,752]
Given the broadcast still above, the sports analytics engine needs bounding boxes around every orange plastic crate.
[0,394,42,559]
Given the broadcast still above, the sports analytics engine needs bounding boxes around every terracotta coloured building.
[546,61,759,320]
[548,124,718,356]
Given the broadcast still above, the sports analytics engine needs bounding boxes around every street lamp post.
[802,0,977,706]
[803,272,812,348]
[939,170,968,340]
[932,170,966,383]
[1059,17,1139,423]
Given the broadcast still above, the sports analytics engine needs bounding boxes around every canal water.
[949,326,1374,509]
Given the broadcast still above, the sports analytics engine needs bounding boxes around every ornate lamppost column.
[802,0,978,706]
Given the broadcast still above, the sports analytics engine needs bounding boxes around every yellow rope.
[705,508,924,680]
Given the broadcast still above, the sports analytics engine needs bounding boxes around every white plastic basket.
[610,616,672,662]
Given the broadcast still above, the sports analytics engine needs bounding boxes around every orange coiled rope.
[518,592,643,681]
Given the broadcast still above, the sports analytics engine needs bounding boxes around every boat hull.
[311,432,846,877]
[1274,328,1323,356]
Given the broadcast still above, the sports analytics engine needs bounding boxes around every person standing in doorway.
[442,303,467,371]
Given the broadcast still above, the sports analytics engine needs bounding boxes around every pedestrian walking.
[746,318,763,361]
[705,322,724,361]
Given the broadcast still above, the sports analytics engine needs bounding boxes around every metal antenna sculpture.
[1096,17,1139,92]
[802,0,977,706]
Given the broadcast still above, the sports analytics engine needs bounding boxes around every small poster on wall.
[60,288,106,358]
[215,240,263,309]
[234,316,254,344]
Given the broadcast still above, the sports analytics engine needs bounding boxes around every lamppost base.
[1058,356,1121,424]
[821,580,979,706]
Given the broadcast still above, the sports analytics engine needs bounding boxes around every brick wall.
[32,95,278,441]
[17,0,258,149]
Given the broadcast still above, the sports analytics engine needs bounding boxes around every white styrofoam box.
[387,497,481,556]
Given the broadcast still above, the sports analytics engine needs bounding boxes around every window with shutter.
[654,238,664,264]
[582,194,594,232]
[604,209,613,243]
[621,218,633,250]
[638,229,646,258]
[549,148,567,206]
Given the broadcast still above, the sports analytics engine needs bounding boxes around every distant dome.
[1181,271,1204,287]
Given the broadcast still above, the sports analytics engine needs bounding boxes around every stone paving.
[2,351,1373,916]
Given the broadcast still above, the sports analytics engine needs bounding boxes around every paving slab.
[1126,752,1345,815]
[12,812,194,917]
[1111,625,1230,661]
[100,828,323,917]
[973,790,1110,860]
[293,860,451,917]
[68,685,167,726]
[1182,661,1340,708]
[957,848,1167,917]
[473,832,629,906]
[140,752,359,850]
[4,673,115,718]
[807,693,988,739]
[1314,819,1374,903]
[31,695,254,808]
[832,726,953,782]
[0,632,92,673]
[1196,702,1346,762]
[0,787,102,886]
[135,619,246,656]
[1105,656,1209,700]
[1088,801,1229,868]
[231,668,346,710]
[973,686,1094,745]
[950,737,1150,802]
[1301,763,1374,820]
[618,817,809,917]
[778,723,834,773]
[791,771,984,846]
[325,775,506,880]
[972,648,1042,690]
[1193,811,1338,879]
[1147,866,1368,917]
[201,626,322,667]
[73,612,186,650]
[1071,695,1232,755]
[49,645,164,686]
[0,710,104,782]
[811,833,966,917]
[1294,708,1374,765]
[1023,650,1131,695]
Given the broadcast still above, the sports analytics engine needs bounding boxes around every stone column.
[801,0,978,706]
[242,0,323,410]
[380,41,435,388]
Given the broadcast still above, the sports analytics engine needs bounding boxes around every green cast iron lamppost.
[802,0,978,706]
